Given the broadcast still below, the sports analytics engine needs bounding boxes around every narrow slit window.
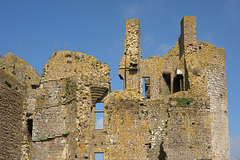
[163,73,171,94]
[95,152,103,160]
[27,119,33,137]
[142,77,150,99]
[142,78,145,97]
[95,103,104,129]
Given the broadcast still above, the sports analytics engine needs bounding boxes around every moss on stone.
[173,97,193,107]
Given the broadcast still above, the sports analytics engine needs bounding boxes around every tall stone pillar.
[180,16,197,45]
[118,19,141,90]
[179,16,197,91]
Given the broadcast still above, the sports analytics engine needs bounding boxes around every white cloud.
[95,117,103,129]
[230,135,240,159]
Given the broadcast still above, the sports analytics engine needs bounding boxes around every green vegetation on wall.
[173,97,193,107]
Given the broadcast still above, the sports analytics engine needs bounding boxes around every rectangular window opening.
[163,73,171,94]
[27,119,33,138]
[95,103,104,129]
[95,152,103,160]
[31,85,40,89]
[142,77,150,99]
[173,75,183,93]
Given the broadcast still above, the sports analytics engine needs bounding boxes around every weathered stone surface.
[119,19,141,90]
[0,52,40,88]
[25,51,110,159]
[0,53,40,160]
[0,74,23,160]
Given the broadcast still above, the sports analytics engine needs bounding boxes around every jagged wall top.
[0,52,40,89]
[41,51,111,89]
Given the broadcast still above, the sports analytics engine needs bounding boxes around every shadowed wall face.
[0,82,23,160]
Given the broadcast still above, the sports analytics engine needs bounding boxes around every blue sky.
[0,0,239,158]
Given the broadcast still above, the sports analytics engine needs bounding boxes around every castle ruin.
[0,16,230,160]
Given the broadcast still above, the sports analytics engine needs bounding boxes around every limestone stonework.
[0,16,230,160]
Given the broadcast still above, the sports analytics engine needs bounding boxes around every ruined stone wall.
[32,136,70,159]
[99,90,149,160]
[0,52,40,87]
[86,89,213,160]
[33,81,76,141]
[0,81,23,160]
[32,79,77,159]
[200,43,230,159]
[0,16,230,160]
[117,17,230,160]
[30,51,110,159]
[140,42,180,98]
[182,37,230,159]
[146,94,212,160]
[0,53,40,160]
[166,97,212,159]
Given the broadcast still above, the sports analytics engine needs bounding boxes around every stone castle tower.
[0,16,230,160]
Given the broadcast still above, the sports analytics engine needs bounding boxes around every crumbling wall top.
[41,51,111,89]
[0,52,40,89]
